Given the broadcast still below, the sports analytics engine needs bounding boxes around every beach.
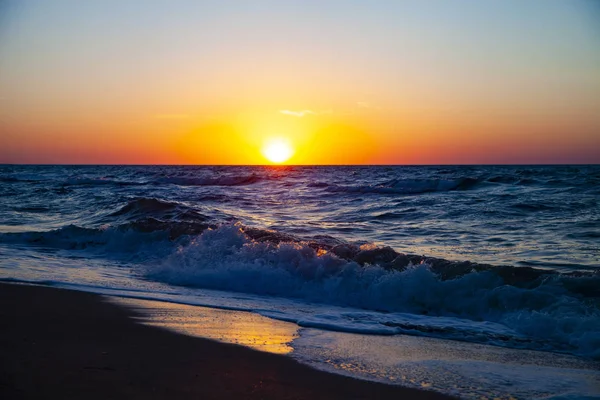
[0,283,452,399]
[2,1,599,397]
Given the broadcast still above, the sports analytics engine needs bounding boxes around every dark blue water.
[1,165,598,269]
[1,165,599,361]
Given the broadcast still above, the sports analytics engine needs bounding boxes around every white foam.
[292,329,600,399]
[144,224,600,358]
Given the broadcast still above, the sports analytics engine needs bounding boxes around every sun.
[262,138,294,164]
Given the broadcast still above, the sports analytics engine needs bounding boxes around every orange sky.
[1,1,599,164]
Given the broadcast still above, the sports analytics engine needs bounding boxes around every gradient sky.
[1,0,599,164]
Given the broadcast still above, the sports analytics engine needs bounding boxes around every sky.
[0,0,599,164]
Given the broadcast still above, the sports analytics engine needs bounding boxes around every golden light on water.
[262,138,294,164]
[113,298,299,355]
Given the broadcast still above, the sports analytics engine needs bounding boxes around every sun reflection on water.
[112,298,299,355]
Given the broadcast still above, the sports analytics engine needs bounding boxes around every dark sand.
[0,283,455,399]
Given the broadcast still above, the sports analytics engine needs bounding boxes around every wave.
[157,174,261,186]
[0,217,212,252]
[111,198,180,216]
[321,178,480,195]
[0,224,169,253]
[62,177,142,186]
[1,170,263,188]
[315,172,592,195]
[0,197,212,250]
[3,215,596,296]
[142,224,600,359]
[107,198,210,223]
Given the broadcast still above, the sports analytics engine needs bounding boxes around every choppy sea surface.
[1,165,599,399]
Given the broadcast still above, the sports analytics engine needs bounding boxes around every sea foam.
[145,224,600,359]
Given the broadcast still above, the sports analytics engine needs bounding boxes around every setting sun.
[262,138,294,164]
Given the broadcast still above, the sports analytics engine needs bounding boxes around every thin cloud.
[279,110,317,117]
[279,109,333,117]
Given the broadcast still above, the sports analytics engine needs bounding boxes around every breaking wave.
[140,224,600,359]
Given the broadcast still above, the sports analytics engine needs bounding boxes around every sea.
[1,165,599,399]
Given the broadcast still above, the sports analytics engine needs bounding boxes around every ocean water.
[1,165,599,398]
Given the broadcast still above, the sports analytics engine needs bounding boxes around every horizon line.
[1,163,598,167]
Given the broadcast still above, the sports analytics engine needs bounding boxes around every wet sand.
[0,283,454,399]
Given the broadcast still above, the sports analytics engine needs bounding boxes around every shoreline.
[0,283,454,399]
